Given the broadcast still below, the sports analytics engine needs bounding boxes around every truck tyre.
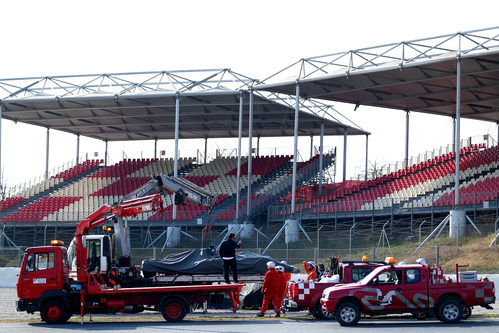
[41,300,68,324]
[462,305,471,319]
[161,299,187,322]
[438,299,462,323]
[312,300,334,320]
[335,302,360,326]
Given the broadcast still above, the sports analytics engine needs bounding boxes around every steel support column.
[310,135,314,159]
[257,136,260,157]
[204,137,208,164]
[454,56,462,206]
[76,134,80,164]
[246,89,254,218]
[405,110,410,168]
[291,82,300,214]
[173,92,180,220]
[45,128,50,179]
[104,140,108,166]
[365,134,369,181]
[342,128,347,182]
[452,117,456,152]
[318,123,324,197]
[154,139,158,159]
[236,91,243,222]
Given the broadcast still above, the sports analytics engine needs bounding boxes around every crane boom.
[122,174,216,208]
[74,175,217,286]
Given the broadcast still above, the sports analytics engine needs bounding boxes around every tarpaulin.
[142,249,299,276]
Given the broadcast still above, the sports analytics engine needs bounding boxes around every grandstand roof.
[0,69,368,141]
[256,27,499,123]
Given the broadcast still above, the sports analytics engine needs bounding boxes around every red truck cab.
[284,260,386,319]
[16,245,70,319]
[321,264,496,326]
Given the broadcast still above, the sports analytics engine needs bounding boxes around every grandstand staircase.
[211,153,336,222]
[208,160,295,220]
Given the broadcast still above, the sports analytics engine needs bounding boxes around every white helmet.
[276,266,284,272]
[267,261,276,269]
[307,261,315,266]
[415,258,427,265]
[280,260,288,265]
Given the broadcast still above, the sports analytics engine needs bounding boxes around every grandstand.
[0,27,498,249]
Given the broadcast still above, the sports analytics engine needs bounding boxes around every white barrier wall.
[0,267,20,288]
[1,266,498,289]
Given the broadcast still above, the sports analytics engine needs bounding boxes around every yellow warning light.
[102,226,107,231]
[50,240,64,246]
[107,228,112,232]
[385,257,396,264]
[362,255,368,261]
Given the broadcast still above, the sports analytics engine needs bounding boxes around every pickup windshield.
[358,266,388,285]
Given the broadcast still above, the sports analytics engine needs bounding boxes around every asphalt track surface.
[2,287,498,332]
[1,317,499,333]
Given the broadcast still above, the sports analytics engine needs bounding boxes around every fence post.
[473,193,476,222]
[410,200,414,236]
[371,209,374,233]
[431,194,434,230]
[390,198,394,236]
[435,246,439,267]
[286,242,289,262]
[496,193,498,220]
[334,202,337,233]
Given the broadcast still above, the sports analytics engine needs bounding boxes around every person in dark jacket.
[219,232,242,284]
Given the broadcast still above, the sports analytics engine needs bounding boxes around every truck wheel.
[438,299,462,323]
[41,300,68,324]
[312,300,334,320]
[462,305,472,319]
[161,299,187,322]
[335,302,360,326]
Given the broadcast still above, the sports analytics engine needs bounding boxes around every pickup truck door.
[367,268,406,311]
[402,267,433,309]
[21,251,58,300]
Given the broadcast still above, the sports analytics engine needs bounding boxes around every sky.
[1,0,498,188]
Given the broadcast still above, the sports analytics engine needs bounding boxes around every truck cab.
[16,244,70,318]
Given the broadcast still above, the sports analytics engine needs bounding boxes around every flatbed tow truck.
[16,174,243,324]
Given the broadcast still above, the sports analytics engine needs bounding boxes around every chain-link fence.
[0,248,24,267]
[126,242,499,273]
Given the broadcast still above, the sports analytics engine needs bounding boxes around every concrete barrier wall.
[0,267,20,288]
[1,266,497,289]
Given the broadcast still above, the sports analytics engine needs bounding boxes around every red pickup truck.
[320,264,495,326]
[283,259,387,319]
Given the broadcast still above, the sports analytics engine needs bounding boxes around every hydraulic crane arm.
[75,174,217,285]
[75,194,163,285]
[122,174,217,208]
